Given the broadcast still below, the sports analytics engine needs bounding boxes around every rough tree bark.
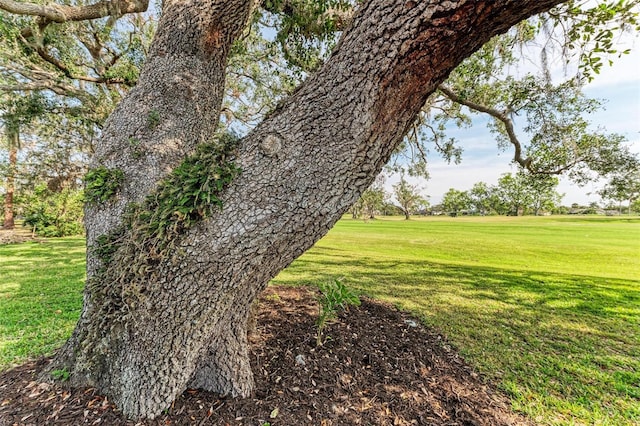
[44,0,566,419]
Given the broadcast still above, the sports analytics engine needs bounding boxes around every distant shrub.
[22,185,84,237]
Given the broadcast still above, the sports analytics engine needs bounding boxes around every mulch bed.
[0,286,531,425]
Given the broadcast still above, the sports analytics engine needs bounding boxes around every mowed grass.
[0,237,85,369]
[273,216,640,425]
[1,217,638,425]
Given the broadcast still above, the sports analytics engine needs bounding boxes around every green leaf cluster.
[84,133,242,347]
[84,166,124,204]
[392,176,428,219]
[147,109,160,129]
[556,0,640,80]
[127,132,241,244]
[261,0,352,72]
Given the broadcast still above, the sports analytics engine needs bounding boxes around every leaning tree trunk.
[46,0,566,419]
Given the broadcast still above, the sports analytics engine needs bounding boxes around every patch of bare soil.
[0,227,39,245]
[0,286,531,425]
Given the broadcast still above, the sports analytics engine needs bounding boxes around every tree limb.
[1,63,92,99]
[0,81,84,97]
[437,84,585,176]
[33,44,128,85]
[437,84,533,170]
[0,0,148,23]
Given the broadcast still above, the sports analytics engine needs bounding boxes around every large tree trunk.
[47,0,566,419]
[2,129,18,230]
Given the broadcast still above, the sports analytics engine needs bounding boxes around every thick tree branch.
[438,84,583,176]
[37,47,128,85]
[437,84,532,170]
[0,81,67,94]
[0,0,148,23]
[1,63,92,99]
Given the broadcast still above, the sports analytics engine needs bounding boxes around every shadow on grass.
[273,249,640,423]
[0,238,84,259]
[282,249,638,317]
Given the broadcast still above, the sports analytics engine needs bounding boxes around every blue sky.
[392,41,640,206]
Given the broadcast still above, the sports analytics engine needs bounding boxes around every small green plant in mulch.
[50,368,70,382]
[147,109,160,129]
[84,166,124,204]
[128,137,143,159]
[316,279,360,346]
[264,293,282,302]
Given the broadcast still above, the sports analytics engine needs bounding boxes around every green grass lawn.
[1,216,639,425]
[0,237,85,369]
[273,216,640,425]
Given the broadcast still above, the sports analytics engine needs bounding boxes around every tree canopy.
[2,1,639,188]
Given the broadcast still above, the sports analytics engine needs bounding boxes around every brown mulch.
[0,286,531,426]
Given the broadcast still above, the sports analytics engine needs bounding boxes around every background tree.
[21,183,84,236]
[0,92,47,228]
[0,9,155,232]
[469,181,495,216]
[1,117,18,229]
[21,113,95,192]
[441,188,472,216]
[598,168,640,214]
[16,113,91,236]
[392,175,427,220]
[527,174,562,216]
[496,173,533,216]
[354,174,388,220]
[0,91,99,233]
[495,171,562,216]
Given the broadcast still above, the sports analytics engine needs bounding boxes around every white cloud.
[386,160,604,206]
[385,155,515,204]
[583,39,640,89]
